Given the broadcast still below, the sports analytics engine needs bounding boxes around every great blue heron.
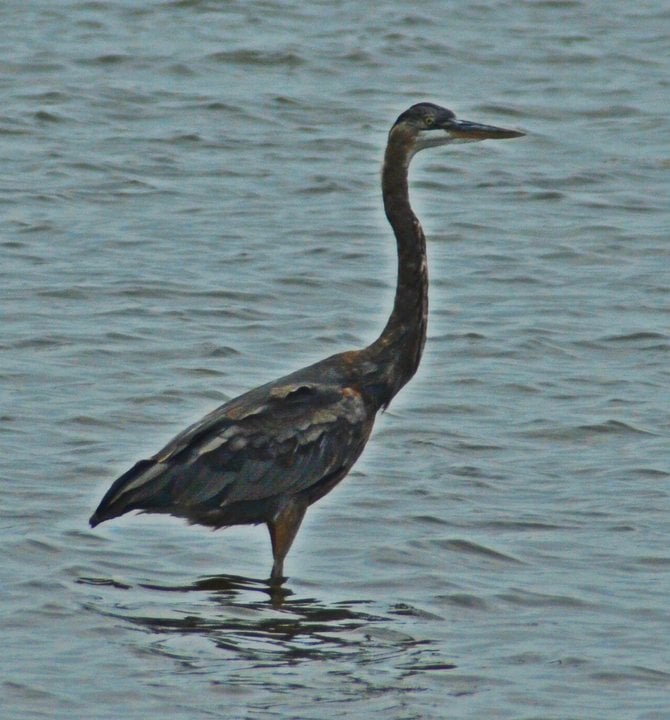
[90,102,524,584]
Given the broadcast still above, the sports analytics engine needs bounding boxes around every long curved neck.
[363,128,428,406]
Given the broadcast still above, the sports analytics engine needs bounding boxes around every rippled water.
[2,1,669,718]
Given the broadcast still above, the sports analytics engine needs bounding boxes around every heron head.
[392,102,524,154]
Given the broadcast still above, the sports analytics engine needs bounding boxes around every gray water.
[2,1,669,718]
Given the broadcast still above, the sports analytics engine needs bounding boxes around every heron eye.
[424,116,434,127]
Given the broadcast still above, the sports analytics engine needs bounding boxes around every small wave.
[207,49,304,67]
[435,538,522,564]
[76,53,132,66]
[498,588,592,609]
[520,419,656,440]
[485,520,574,532]
[602,331,668,343]
[577,419,656,436]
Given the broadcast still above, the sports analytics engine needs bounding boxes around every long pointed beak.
[444,118,524,141]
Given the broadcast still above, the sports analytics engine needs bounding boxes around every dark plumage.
[90,103,524,583]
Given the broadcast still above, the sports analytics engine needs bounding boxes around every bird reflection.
[86,573,389,656]
[80,572,457,675]
[141,572,294,606]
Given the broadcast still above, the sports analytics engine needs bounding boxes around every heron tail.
[89,458,171,527]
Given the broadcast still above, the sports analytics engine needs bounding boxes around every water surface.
[1,1,669,718]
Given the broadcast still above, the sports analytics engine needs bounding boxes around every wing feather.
[91,381,373,526]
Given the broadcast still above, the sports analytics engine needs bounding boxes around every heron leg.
[267,499,307,585]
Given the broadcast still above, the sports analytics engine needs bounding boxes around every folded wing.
[90,381,373,527]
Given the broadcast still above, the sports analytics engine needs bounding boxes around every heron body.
[90,103,523,583]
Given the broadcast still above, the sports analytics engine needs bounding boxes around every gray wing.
[90,381,374,526]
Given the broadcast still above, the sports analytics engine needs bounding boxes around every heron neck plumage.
[364,129,428,406]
